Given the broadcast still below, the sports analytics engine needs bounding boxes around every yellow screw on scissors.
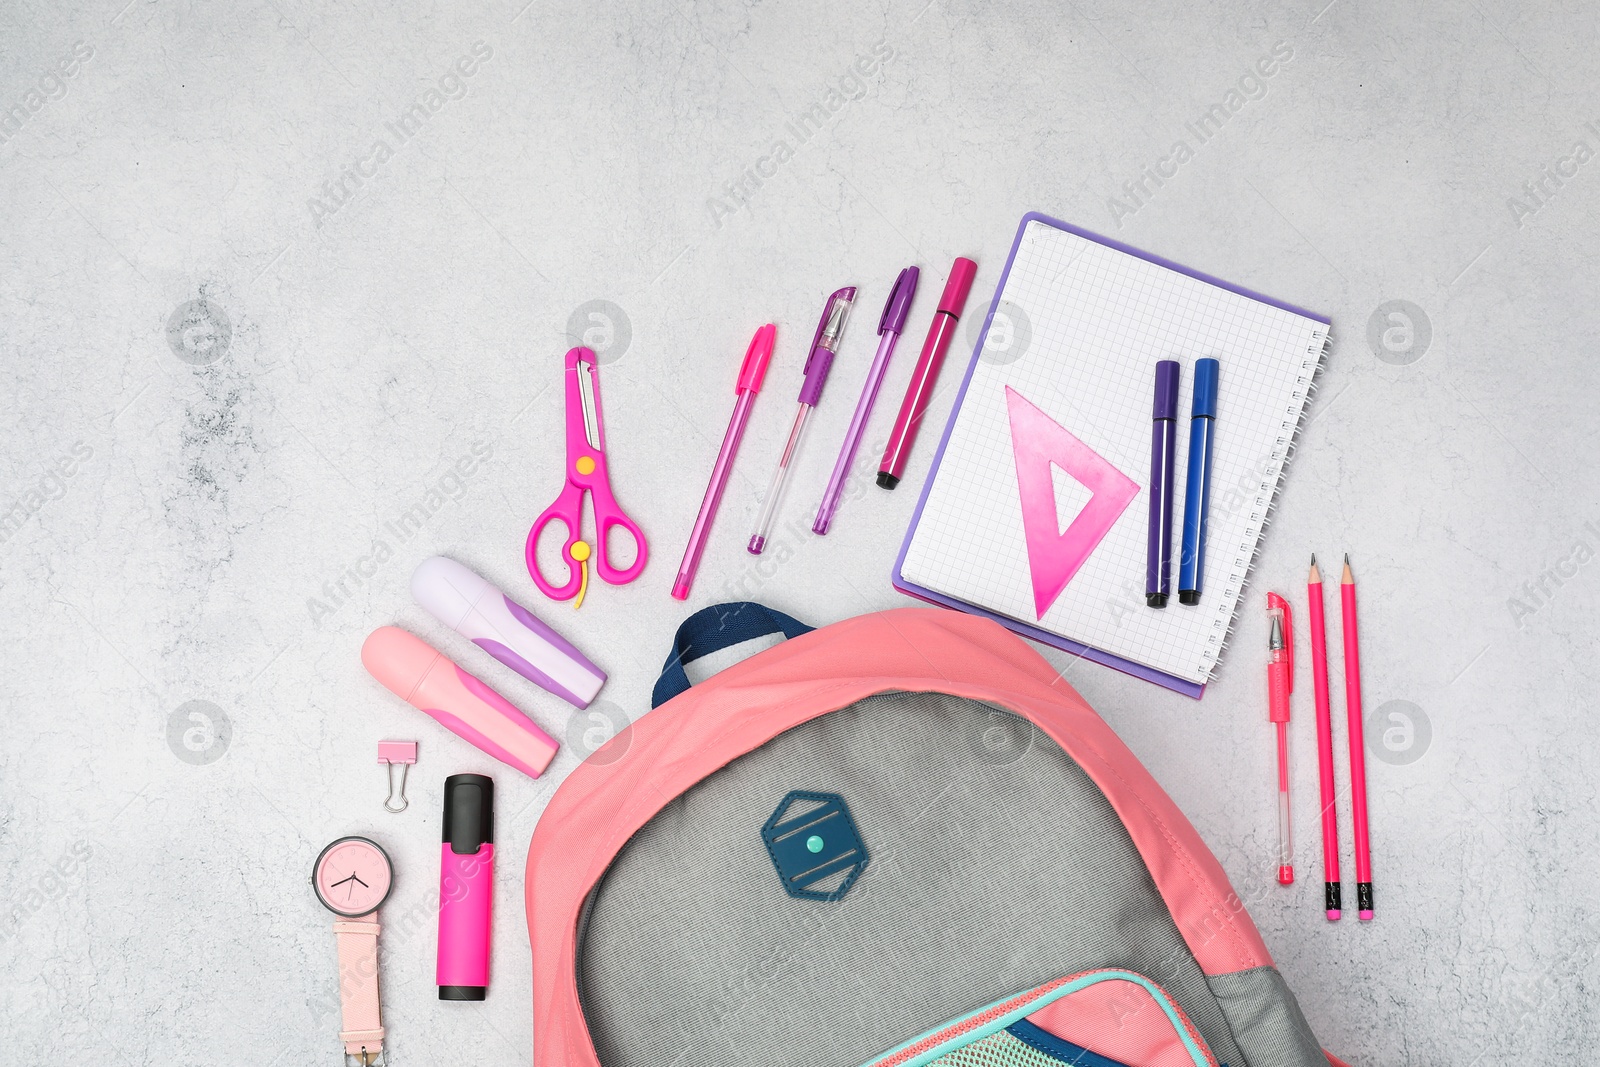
[570,540,591,609]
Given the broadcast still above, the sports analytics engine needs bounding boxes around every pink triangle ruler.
[1006,386,1139,619]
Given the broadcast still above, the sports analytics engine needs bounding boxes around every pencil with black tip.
[1307,555,1343,920]
[1341,554,1375,920]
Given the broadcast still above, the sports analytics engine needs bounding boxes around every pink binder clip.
[378,740,418,813]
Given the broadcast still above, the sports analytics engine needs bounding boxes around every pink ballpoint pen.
[672,324,776,600]
[1266,592,1295,886]
[813,267,918,535]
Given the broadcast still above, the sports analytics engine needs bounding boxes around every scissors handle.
[584,462,649,586]
[525,483,587,601]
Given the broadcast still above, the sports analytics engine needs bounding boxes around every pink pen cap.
[361,626,559,779]
[736,322,776,393]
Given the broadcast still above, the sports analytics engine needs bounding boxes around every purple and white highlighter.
[411,556,605,708]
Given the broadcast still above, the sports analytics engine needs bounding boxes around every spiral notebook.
[893,214,1330,697]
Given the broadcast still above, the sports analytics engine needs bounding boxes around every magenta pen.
[438,773,493,1000]
[748,287,855,554]
[878,258,977,490]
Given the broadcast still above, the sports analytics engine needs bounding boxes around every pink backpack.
[526,605,1349,1067]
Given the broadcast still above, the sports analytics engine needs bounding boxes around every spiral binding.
[1198,326,1334,679]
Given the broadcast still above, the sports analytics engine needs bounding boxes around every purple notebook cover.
[891,212,1331,699]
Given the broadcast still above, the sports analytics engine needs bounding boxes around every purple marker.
[813,267,918,536]
[748,286,856,554]
[1146,360,1181,608]
[411,556,605,707]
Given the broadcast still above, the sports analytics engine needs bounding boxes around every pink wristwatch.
[312,836,394,1065]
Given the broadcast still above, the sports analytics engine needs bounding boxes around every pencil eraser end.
[1358,909,1374,921]
[1326,909,1342,921]
[1178,589,1199,605]
[938,258,978,317]
[876,471,899,490]
[1277,865,1294,885]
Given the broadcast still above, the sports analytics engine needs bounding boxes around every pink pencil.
[1307,556,1342,920]
[1340,554,1375,920]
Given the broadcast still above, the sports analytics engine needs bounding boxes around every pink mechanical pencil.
[439,773,494,1000]
[1266,592,1294,886]
[672,324,775,599]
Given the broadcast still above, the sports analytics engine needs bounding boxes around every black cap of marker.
[442,773,494,855]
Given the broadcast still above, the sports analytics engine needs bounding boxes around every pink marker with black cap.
[438,773,494,1001]
[878,258,977,490]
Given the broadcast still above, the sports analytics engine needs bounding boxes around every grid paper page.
[901,220,1327,684]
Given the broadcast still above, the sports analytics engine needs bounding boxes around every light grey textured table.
[4,1,1596,1063]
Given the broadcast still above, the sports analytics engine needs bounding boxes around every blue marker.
[1178,358,1220,605]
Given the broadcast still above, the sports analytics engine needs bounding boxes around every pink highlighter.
[411,556,605,708]
[438,773,493,1001]
[361,626,559,779]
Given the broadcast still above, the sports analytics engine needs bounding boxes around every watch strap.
[333,912,384,1063]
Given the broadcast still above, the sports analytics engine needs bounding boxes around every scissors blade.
[576,357,601,452]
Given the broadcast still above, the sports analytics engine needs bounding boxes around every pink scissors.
[525,347,648,606]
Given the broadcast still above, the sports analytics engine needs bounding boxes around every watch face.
[312,837,393,917]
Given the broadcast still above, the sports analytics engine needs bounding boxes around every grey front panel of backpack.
[577,691,1320,1067]
[1207,966,1327,1065]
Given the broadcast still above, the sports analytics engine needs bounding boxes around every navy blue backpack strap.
[652,602,813,708]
